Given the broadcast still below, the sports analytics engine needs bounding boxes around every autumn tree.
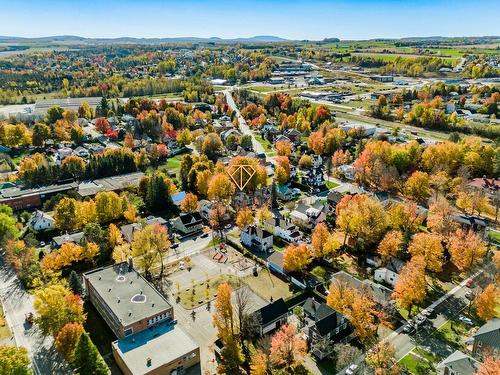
[392,255,427,316]
[476,356,500,375]
[336,194,387,247]
[213,283,244,372]
[283,243,312,272]
[54,197,79,232]
[365,342,400,375]
[34,284,86,337]
[73,332,110,375]
[95,117,110,134]
[180,192,199,213]
[176,128,192,146]
[69,271,83,296]
[236,207,254,229]
[311,223,330,257]
[275,139,293,156]
[55,322,84,362]
[250,350,269,375]
[298,154,313,169]
[269,324,307,371]
[62,155,86,180]
[387,202,423,237]
[207,173,235,202]
[131,224,170,280]
[448,229,487,272]
[0,346,31,375]
[255,205,272,227]
[408,232,444,272]
[427,196,458,236]
[404,171,431,203]
[377,230,403,261]
[474,284,498,321]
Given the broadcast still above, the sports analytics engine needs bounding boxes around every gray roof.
[78,172,145,197]
[331,271,393,305]
[112,322,198,374]
[437,350,480,375]
[52,232,84,247]
[473,318,500,349]
[243,225,273,239]
[0,182,78,200]
[84,263,172,328]
[120,217,167,243]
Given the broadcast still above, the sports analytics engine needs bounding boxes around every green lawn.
[243,269,293,302]
[488,229,500,244]
[254,135,273,152]
[433,320,471,350]
[0,304,12,341]
[153,154,184,177]
[177,274,240,310]
[399,351,434,374]
[325,180,339,189]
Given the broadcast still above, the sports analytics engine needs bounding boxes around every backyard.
[399,346,440,375]
[243,269,294,302]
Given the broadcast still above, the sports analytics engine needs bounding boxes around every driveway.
[0,256,71,375]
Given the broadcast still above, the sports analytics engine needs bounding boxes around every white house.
[290,203,326,230]
[27,210,55,232]
[374,258,406,287]
[337,164,356,181]
[264,218,303,244]
[57,147,73,160]
[240,225,273,253]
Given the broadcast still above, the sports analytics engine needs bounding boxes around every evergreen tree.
[271,180,278,209]
[73,333,109,375]
[68,271,83,296]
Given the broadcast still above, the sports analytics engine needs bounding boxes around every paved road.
[223,89,266,155]
[0,256,71,375]
[334,266,491,375]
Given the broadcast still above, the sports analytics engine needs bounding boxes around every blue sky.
[0,0,499,40]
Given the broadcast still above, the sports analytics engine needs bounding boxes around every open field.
[176,274,240,309]
[242,269,294,302]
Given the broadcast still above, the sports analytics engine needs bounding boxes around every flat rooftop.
[84,263,172,328]
[78,172,144,197]
[112,322,198,374]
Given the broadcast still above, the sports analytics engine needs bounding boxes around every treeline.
[350,56,454,76]
[18,149,138,187]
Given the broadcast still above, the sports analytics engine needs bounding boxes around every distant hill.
[0,35,289,45]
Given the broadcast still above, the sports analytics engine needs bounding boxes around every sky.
[0,0,499,40]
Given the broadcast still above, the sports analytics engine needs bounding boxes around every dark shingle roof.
[473,318,500,349]
[254,298,288,325]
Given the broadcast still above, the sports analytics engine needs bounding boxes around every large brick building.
[84,262,200,374]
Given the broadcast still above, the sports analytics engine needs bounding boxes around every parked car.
[403,323,415,334]
[224,224,232,230]
[171,243,179,249]
[346,364,359,374]
[459,316,473,326]
[465,279,474,287]
[422,307,434,317]
[415,315,426,325]
[200,232,209,238]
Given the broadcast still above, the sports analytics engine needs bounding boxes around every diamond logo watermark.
[227,165,256,191]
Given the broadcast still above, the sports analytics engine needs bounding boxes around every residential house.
[470,318,500,358]
[467,178,499,200]
[436,350,480,375]
[27,210,55,232]
[337,164,356,181]
[172,213,203,235]
[302,155,324,188]
[267,251,285,275]
[120,216,168,243]
[171,191,187,208]
[240,225,273,253]
[51,232,85,248]
[300,297,350,359]
[264,217,303,244]
[276,184,295,201]
[284,128,302,144]
[57,147,73,161]
[274,134,292,146]
[290,203,326,230]
[331,271,393,307]
[452,214,489,236]
[251,298,289,336]
[73,146,90,158]
[374,258,406,288]
[327,190,343,215]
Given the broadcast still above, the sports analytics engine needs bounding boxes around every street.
[0,256,71,375]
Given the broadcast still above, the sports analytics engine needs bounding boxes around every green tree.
[0,345,31,375]
[45,106,65,124]
[73,333,110,375]
[0,205,18,245]
[68,271,83,296]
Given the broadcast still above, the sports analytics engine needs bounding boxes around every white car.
[346,364,358,374]
[459,316,473,326]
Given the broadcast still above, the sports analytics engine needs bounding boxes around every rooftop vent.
[146,358,152,367]
[131,294,146,303]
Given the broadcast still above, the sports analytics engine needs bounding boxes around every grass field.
[177,274,240,309]
[243,269,293,301]
[325,180,339,189]
[254,134,273,152]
